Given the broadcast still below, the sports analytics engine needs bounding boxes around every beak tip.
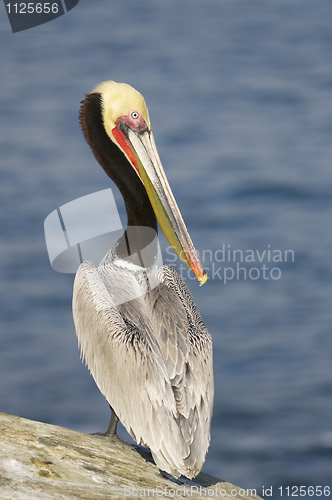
[198,270,208,286]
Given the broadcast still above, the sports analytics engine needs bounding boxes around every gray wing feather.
[147,264,214,476]
[73,261,213,479]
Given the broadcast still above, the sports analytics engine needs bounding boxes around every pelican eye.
[131,111,139,119]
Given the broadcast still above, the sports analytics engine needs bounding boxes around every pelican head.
[80,81,207,285]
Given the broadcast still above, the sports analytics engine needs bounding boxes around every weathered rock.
[0,412,261,500]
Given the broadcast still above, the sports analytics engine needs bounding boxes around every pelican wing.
[147,264,214,477]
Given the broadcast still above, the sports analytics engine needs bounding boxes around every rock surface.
[0,412,261,500]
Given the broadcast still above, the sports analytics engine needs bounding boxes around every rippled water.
[0,0,332,494]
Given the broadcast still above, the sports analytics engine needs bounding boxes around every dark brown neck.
[80,93,158,260]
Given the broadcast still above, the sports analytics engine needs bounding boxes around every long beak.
[126,129,207,285]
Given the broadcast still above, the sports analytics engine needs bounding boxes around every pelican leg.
[105,405,119,438]
[90,405,119,438]
[104,407,133,449]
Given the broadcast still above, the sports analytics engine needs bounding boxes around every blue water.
[1,0,332,495]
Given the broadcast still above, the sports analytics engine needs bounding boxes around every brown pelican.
[72,81,214,479]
